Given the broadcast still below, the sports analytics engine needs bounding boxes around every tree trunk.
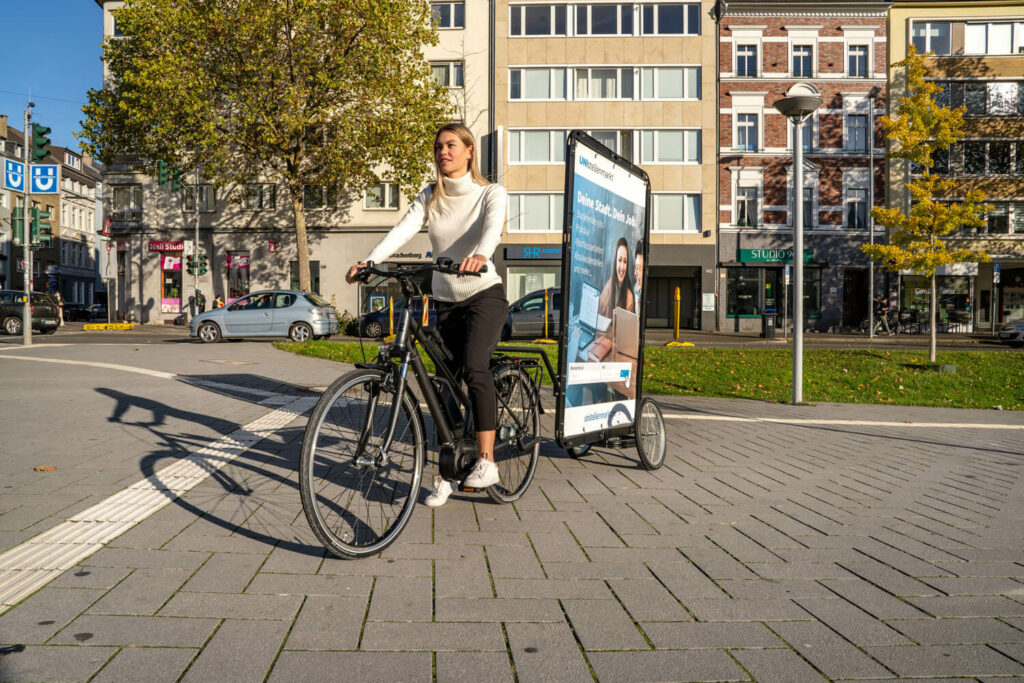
[929,273,937,364]
[291,190,311,293]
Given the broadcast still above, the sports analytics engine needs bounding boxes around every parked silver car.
[502,288,561,340]
[998,319,1024,347]
[190,290,338,343]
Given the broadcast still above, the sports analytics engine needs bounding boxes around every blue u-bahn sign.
[30,165,60,194]
[3,159,25,192]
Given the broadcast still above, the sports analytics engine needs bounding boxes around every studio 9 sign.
[738,248,813,264]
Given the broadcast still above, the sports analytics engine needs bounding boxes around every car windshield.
[304,293,330,307]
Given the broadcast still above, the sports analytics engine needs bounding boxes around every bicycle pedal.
[458,485,479,493]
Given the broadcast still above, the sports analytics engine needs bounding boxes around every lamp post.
[774,87,822,405]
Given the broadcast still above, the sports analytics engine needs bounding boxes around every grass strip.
[274,341,1024,411]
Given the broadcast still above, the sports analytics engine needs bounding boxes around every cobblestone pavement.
[1,341,1023,681]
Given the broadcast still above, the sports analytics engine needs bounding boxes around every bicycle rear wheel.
[486,364,540,503]
[299,369,425,559]
[635,397,666,470]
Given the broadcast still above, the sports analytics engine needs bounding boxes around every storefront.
[896,263,978,333]
[720,248,824,333]
[150,241,186,314]
[495,245,563,303]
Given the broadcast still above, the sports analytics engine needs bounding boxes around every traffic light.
[10,208,24,246]
[31,207,52,247]
[31,123,51,162]
[197,253,208,275]
[171,169,184,192]
[186,255,195,275]
[157,160,172,185]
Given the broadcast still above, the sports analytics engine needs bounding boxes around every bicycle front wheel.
[635,397,666,470]
[487,364,540,504]
[299,369,425,559]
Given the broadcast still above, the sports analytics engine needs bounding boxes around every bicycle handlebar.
[354,257,487,283]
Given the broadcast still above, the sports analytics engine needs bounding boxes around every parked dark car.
[359,297,435,338]
[0,290,60,335]
[86,304,108,322]
[502,288,561,340]
[62,302,88,322]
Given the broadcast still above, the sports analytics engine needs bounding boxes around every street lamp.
[774,84,822,405]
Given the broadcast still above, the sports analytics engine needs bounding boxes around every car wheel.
[364,320,383,338]
[289,322,313,343]
[500,325,511,341]
[41,328,57,335]
[3,317,21,336]
[197,321,221,343]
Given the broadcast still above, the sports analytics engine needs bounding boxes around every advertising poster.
[557,131,650,443]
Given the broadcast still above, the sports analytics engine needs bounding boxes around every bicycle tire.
[635,397,666,470]
[299,368,425,559]
[486,364,540,504]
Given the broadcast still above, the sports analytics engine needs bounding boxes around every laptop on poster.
[577,282,601,349]
[613,307,640,359]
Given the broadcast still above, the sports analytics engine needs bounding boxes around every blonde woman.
[346,123,508,507]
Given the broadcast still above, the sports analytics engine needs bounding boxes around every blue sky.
[0,1,104,152]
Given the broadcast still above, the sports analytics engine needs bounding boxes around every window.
[727,268,760,316]
[510,68,566,100]
[933,81,951,108]
[641,3,700,35]
[965,22,1022,55]
[431,61,464,88]
[365,182,400,210]
[588,130,633,159]
[964,141,987,174]
[735,186,758,227]
[964,82,986,115]
[640,129,700,163]
[847,114,868,152]
[801,119,814,151]
[736,114,758,151]
[932,146,949,174]
[802,187,814,227]
[509,130,566,163]
[911,21,951,55]
[987,82,1019,115]
[510,4,568,36]
[792,45,813,77]
[849,45,868,77]
[508,193,564,232]
[575,4,632,35]
[184,185,216,212]
[303,185,337,209]
[576,67,633,99]
[990,142,1012,174]
[986,204,1010,234]
[652,193,700,232]
[640,67,699,99]
[847,188,867,229]
[736,45,757,77]
[431,2,465,28]
[244,184,276,210]
[112,185,143,219]
[1017,142,1024,174]
[508,266,560,301]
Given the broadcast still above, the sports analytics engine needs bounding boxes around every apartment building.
[96,0,489,322]
[888,0,1024,332]
[492,0,719,330]
[718,0,890,333]
[52,146,102,305]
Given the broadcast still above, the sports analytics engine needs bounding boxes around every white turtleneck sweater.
[364,174,506,302]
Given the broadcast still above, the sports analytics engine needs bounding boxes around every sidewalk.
[1,342,1023,681]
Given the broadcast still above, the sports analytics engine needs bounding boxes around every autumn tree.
[80,0,452,291]
[863,44,991,363]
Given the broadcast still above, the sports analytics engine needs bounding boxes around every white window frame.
[640,129,700,164]
[364,181,400,210]
[112,185,143,218]
[244,183,277,211]
[431,61,464,88]
[911,21,952,55]
[509,67,567,100]
[732,167,763,228]
[651,192,701,233]
[508,192,564,232]
[574,3,634,36]
[640,66,700,100]
[431,1,465,29]
[847,43,870,78]
[846,113,869,153]
[574,66,634,100]
[791,44,814,78]
[183,185,216,213]
[735,113,759,152]
[586,129,634,161]
[735,44,758,77]
[508,129,567,164]
[509,4,569,37]
[842,169,869,230]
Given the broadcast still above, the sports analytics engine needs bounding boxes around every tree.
[80,0,452,292]
[862,45,991,363]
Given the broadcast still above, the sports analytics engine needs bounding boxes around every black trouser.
[435,284,507,432]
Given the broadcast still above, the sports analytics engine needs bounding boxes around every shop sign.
[117,241,128,252]
[505,246,563,260]
[149,240,184,252]
[228,253,250,269]
[738,248,813,263]
[268,240,278,253]
[162,255,182,270]
[391,251,429,261]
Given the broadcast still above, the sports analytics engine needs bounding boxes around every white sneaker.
[463,458,500,488]
[425,476,453,507]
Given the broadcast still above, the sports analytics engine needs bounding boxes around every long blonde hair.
[426,123,489,219]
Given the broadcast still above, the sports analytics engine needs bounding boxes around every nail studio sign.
[148,241,185,252]
[739,248,813,263]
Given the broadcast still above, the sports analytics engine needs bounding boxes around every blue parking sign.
[4,159,25,192]
[30,164,60,194]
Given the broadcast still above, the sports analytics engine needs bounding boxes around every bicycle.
[859,312,902,336]
[299,258,544,559]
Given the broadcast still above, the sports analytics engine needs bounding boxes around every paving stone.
[865,644,1024,677]
[0,644,118,682]
[435,548,492,599]
[839,559,942,598]
[182,618,290,681]
[359,621,506,651]
[562,598,649,651]
[494,578,612,599]
[906,595,1024,618]
[367,576,432,622]
[643,621,783,649]
[529,527,589,564]
[543,561,650,580]
[771,620,892,679]
[92,646,197,683]
[0,586,106,645]
[588,649,747,682]
[717,579,834,600]
[180,552,265,593]
[485,544,545,579]
[318,557,432,578]
[729,643,827,681]
[607,578,691,622]
[159,592,302,620]
[684,598,810,622]
[50,565,132,590]
[283,595,366,650]
[435,597,564,622]
[922,576,1024,596]
[260,545,325,573]
[269,651,431,682]
[87,567,193,616]
[795,597,912,646]
[82,547,210,571]
[50,614,219,647]
[505,621,592,683]
[436,651,514,683]
[245,572,372,597]
[886,617,1024,645]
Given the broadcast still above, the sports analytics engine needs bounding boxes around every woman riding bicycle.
[346,123,508,508]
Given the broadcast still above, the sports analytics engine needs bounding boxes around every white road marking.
[663,414,1024,430]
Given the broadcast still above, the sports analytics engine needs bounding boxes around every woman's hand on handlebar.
[346,263,367,284]
[458,254,487,277]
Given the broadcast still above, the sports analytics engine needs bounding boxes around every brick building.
[717,0,891,333]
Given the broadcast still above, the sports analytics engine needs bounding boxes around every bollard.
[389,296,394,336]
[673,287,681,341]
[543,289,550,339]
[422,294,429,326]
